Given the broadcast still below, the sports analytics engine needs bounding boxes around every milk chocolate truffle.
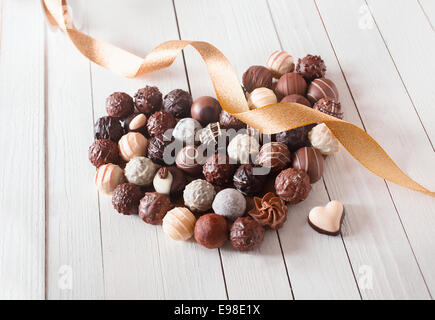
[163,207,196,241]
[94,116,124,142]
[242,65,273,93]
[194,214,228,249]
[153,166,187,196]
[274,168,312,204]
[292,147,324,183]
[281,94,312,107]
[112,183,143,215]
[122,112,147,136]
[313,97,343,119]
[191,96,222,126]
[275,125,312,152]
[248,87,278,109]
[227,133,260,164]
[147,133,174,165]
[219,110,245,130]
[134,86,162,115]
[124,156,159,187]
[146,110,177,137]
[203,154,236,186]
[106,92,134,118]
[296,54,326,82]
[163,89,193,118]
[175,145,203,176]
[183,179,216,213]
[275,73,307,97]
[138,192,174,225]
[172,118,202,145]
[307,78,338,104]
[89,139,119,167]
[95,163,125,194]
[256,142,291,172]
[249,192,287,229]
[230,216,265,252]
[233,164,267,196]
[118,132,148,161]
[308,123,339,155]
[212,188,246,220]
[266,50,295,78]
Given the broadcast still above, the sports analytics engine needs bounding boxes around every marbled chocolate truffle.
[242,66,273,93]
[147,133,174,165]
[313,97,343,119]
[275,73,307,97]
[194,214,228,249]
[296,54,326,82]
[106,92,134,118]
[163,89,193,118]
[281,94,311,107]
[153,166,187,196]
[134,86,162,115]
[233,164,267,196]
[230,216,265,252]
[138,192,174,225]
[95,163,125,194]
[94,116,124,142]
[227,133,260,164]
[183,179,216,213]
[307,78,338,104]
[202,154,236,186]
[172,118,202,145]
[112,183,143,215]
[248,87,277,109]
[88,139,119,167]
[124,156,159,187]
[122,112,147,136]
[274,168,311,204]
[191,96,222,126]
[266,50,295,78]
[175,145,203,176]
[292,147,324,183]
[118,132,148,161]
[146,110,177,137]
[219,110,245,130]
[275,125,312,152]
[163,207,196,241]
[212,188,246,221]
[308,123,339,155]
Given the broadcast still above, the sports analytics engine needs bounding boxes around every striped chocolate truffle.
[313,97,343,119]
[256,142,291,172]
[292,147,324,183]
[95,163,125,194]
[275,73,307,98]
[307,78,339,104]
[266,50,295,78]
[248,87,277,109]
[118,132,148,161]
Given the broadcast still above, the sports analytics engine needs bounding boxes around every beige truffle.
[248,87,277,109]
[124,156,159,186]
[162,207,196,241]
[227,134,260,164]
[183,179,216,212]
[95,163,125,194]
[266,50,295,78]
[118,132,148,161]
[308,123,339,155]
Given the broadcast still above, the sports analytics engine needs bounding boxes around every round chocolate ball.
[219,110,245,130]
[202,154,236,186]
[246,126,273,145]
[227,133,260,164]
[94,116,124,142]
[118,132,148,161]
[172,118,202,145]
[274,168,311,204]
[163,89,193,118]
[198,122,227,153]
[296,54,327,82]
[184,179,216,213]
[248,87,277,109]
[138,192,174,225]
[275,125,313,152]
[233,164,267,196]
[256,142,291,173]
[122,112,147,136]
[147,133,175,165]
[230,216,265,252]
[112,183,143,215]
[212,188,246,221]
[275,73,307,97]
[242,66,273,93]
[191,96,222,126]
[88,139,119,168]
[281,94,312,107]
[106,92,134,118]
[134,86,162,115]
[146,110,177,137]
[307,78,338,104]
[194,213,228,249]
[153,166,187,196]
[292,147,324,183]
[124,156,159,187]
[313,97,343,119]
[175,145,203,176]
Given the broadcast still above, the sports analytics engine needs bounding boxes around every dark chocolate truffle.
[112,183,143,215]
[122,112,147,136]
[230,216,265,252]
[88,138,119,168]
[296,54,326,82]
[147,133,174,165]
[175,145,203,176]
[162,89,193,118]
[281,94,312,107]
[219,110,245,130]
[246,126,273,145]
[274,168,311,204]
[256,142,291,172]
[146,110,176,137]
[292,147,324,183]
[94,116,124,142]
[203,154,236,186]
[191,96,222,126]
[138,192,174,225]
[275,125,313,152]
[153,166,187,196]
[106,92,134,118]
[198,122,227,153]
[275,73,307,97]
[307,78,338,104]
[194,213,228,249]
[313,97,343,119]
[134,86,162,115]
[242,66,273,93]
[233,164,267,196]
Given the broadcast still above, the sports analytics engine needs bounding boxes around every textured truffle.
[147,133,174,165]
[112,183,143,215]
[313,97,343,119]
[146,110,177,137]
[308,123,339,155]
[95,163,125,194]
[172,118,202,145]
[94,116,124,142]
[233,164,267,196]
[124,156,159,186]
[175,145,203,176]
[153,166,187,196]
[212,188,246,221]
[138,192,174,225]
[88,139,119,167]
[274,168,312,204]
[163,89,193,118]
[227,133,260,164]
[230,216,265,251]
[307,78,338,104]
[118,132,148,161]
[248,87,277,109]
[266,50,295,78]
[106,92,134,118]
[296,54,327,82]
[134,86,162,115]
[122,112,147,136]
[249,192,287,229]
[256,142,291,172]
[219,110,246,130]
[275,125,312,152]
[203,154,236,186]
[242,65,273,93]
[162,207,196,241]
[183,179,216,213]
[292,147,324,183]
[191,96,222,126]
[281,94,312,107]
[194,214,228,249]
[275,73,307,97]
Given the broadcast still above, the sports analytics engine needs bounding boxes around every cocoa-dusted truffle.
[256,142,291,173]
[112,183,143,215]
[203,154,236,186]
[307,78,338,104]
[194,213,228,249]
[275,73,307,97]
[146,110,177,137]
[88,139,119,167]
[281,94,311,107]
[242,66,273,93]
[191,96,222,126]
[212,188,246,221]
[138,192,174,225]
[175,145,203,176]
[249,192,287,230]
[163,89,193,118]
[219,110,245,130]
[292,147,324,183]
[274,168,311,204]
[134,86,162,115]
[153,166,187,196]
[122,112,147,136]
[147,133,174,165]
[124,156,159,187]
[183,179,216,213]
[313,97,343,119]
[296,54,326,82]
[106,92,134,118]
[230,216,265,251]
[172,118,202,145]
[233,164,267,196]
[275,125,312,152]
[94,116,124,142]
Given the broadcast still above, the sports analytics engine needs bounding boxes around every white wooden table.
[0,0,434,300]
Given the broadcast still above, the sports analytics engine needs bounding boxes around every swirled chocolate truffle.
[163,89,193,118]
[122,112,147,136]
[175,145,203,176]
[203,154,236,186]
[146,110,177,137]
[88,139,119,167]
[248,192,287,229]
[124,156,159,187]
[256,142,291,173]
[134,86,162,115]
[183,179,216,213]
[138,192,174,225]
[296,54,327,82]
[233,164,267,196]
[313,97,343,119]
[112,183,143,215]
[106,92,134,118]
[153,166,187,196]
[275,73,307,98]
[147,133,174,165]
[94,116,124,142]
[230,216,265,252]
[292,147,324,183]
[219,110,245,130]
[194,214,228,249]
[191,96,222,126]
[212,188,246,221]
[274,168,311,204]
[275,125,312,152]
[281,94,312,107]
[242,66,273,93]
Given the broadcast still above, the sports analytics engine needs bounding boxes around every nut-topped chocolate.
[296,54,326,82]
[88,139,119,167]
[134,86,162,115]
[106,92,134,118]
[112,183,143,215]
[146,110,177,137]
[191,96,222,126]
[94,116,124,142]
[242,65,273,93]
[163,89,193,118]
[138,192,174,225]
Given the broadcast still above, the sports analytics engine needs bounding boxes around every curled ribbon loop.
[42,0,434,197]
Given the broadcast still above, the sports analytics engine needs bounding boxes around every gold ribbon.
[42,0,434,197]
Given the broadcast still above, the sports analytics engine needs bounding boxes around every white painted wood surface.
[0,0,434,299]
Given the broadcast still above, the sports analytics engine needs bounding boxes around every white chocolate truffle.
[248,87,277,109]
[118,132,148,161]
[183,179,216,212]
[124,156,159,186]
[227,133,260,164]
[153,168,173,195]
[162,207,196,241]
[212,188,246,220]
[266,50,295,78]
[308,123,339,155]
[95,163,125,194]
[172,118,202,145]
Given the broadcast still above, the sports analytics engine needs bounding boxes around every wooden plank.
[0,0,45,299]
[419,0,435,29]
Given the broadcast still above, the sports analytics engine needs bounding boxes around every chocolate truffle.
[281,94,311,107]
[307,78,338,104]
[175,145,203,176]
[275,125,312,152]
[124,156,159,187]
[88,139,119,167]
[292,147,324,183]
[138,192,174,225]
[162,89,193,118]
[230,216,265,252]
[112,183,143,215]
[248,87,278,109]
[296,54,327,82]
[194,213,228,249]
[172,118,202,145]
[153,166,187,196]
[313,97,343,119]
[274,168,312,204]
[106,92,134,118]
[183,179,216,212]
[227,133,260,164]
[146,110,177,137]
[212,188,246,221]
[275,73,307,97]
[249,192,287,230]
[219,110,245,130]
[191,96,222,126]
[198,122,227,152]
[94,116,124,142]
[256,142,291,172]
[118,132,148,161]
[242,65,273,93]
[134,86,162,115]
[122,112,147,136]
[147,133,174,165]
[202,154,236,186]
[233,164,267,196]
[308,123,339,155]
[266,50,295,78]
[163,207,196,241]
[246,126,273,145]
[95,163,125,194]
